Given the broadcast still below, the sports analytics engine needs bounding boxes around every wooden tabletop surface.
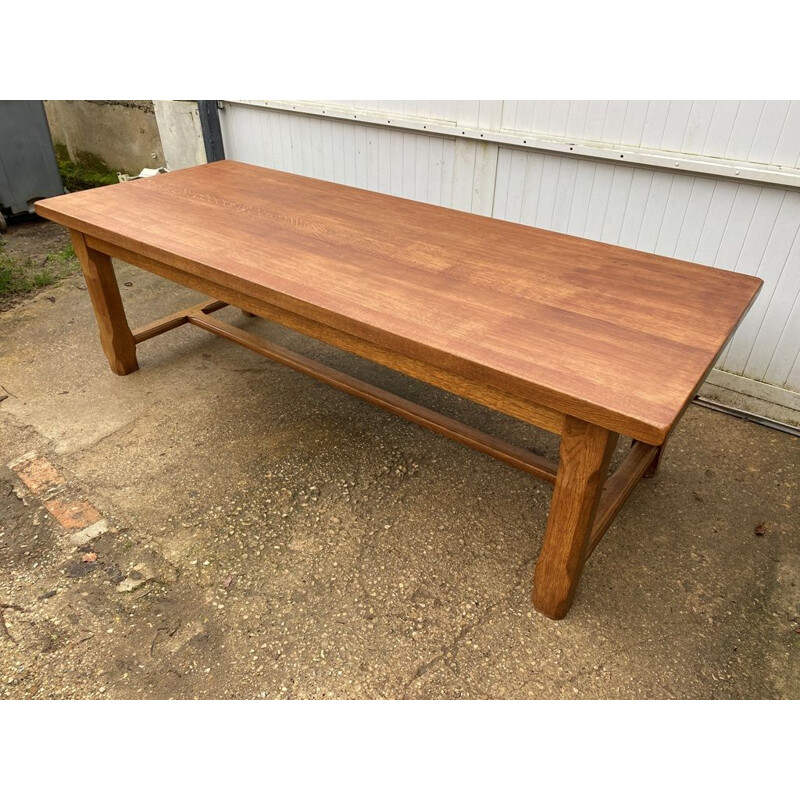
[35,159,762,445]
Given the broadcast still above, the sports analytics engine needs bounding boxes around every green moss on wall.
[53,144,119,192]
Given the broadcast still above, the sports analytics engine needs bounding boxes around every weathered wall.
[153,101,207,171]
[44,100,165,175]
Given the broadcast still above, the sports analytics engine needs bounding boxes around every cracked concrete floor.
[0,258,798,699]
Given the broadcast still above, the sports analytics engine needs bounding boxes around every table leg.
[70,231,138,376]
[533,417,618,619]
[645,444,665,477]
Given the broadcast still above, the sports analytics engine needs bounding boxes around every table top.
[35,159,762,445]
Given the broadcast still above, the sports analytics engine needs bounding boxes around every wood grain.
[38,161,763,444]
[132,299,227,343]
[70,231,138,375]
[533,417,619,619]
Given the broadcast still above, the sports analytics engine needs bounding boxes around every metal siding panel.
[621,101,649,147]
[519,152,546,227]
[389,129,403,196]
[547,102,570,138]
[514,101,535,133]
[492,147,511,221]
[784,323,800,391]
[472,142,499,216]
[401,132,415,198]
[443,100,460,123]
[306,118,321,177]
[566,160,597,236]
[500,100,518,132]
[743,201,800,378]
[452,139,477,212]
[673,178,716,262]
[258,111,275,168]
[582,162,615,241]
[747,100,790,164]
[713,184,762,269]
[636,172,674,252]
[414,133,430,202]
[477,101,504,132]
[655,175,695,256]
[681,101,716,155]
[565,100,589,140]
[321,120,336,181]
[428,137,445,206]
[279,113,295,172]
[640,101,672,150]
[229,107,246,163]
[456,101,481,128]
[535,155,562,229]
[618,169,654,248]
[232,107,255,164]
[438,137,455,209]
[378,128,392,195]
[354,124,368,189]
[763,280,800,388]
[367,127,381,193]
[724,191,793,373]
[692,182,739,266]
[531,101,552,133]
[430,102,452,121]
[550,156,579,233]
[258,109,274,169]
[659,100,693,152]
[601,101,628,143]
[772,101,800,167]
[702,101,741,157]
[341,121,356,186]
[583,101,608,142]
[725,101,765,161]
[600,166,635,243]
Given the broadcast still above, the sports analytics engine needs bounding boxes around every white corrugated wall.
[218,100,800,427]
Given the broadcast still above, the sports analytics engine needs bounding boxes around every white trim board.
[222,100,800,191]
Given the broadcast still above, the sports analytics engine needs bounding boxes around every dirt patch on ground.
[0,466,228,699]
[0,217,79,311]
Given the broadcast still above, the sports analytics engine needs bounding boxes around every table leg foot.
[533,417,618,619]
[70,231,138,375]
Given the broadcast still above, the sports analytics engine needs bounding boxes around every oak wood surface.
[533,418,619,619]
[38,161,763,445]
[132,299,227,343]
[69,231,138,375]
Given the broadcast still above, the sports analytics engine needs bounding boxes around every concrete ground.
[0,230,798,699]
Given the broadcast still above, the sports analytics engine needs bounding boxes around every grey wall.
[44,100,165,175]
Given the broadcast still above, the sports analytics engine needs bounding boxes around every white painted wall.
[218,100,800,427]
[153,100,207,172]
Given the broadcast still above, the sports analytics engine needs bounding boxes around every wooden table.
[35,160,762,619]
